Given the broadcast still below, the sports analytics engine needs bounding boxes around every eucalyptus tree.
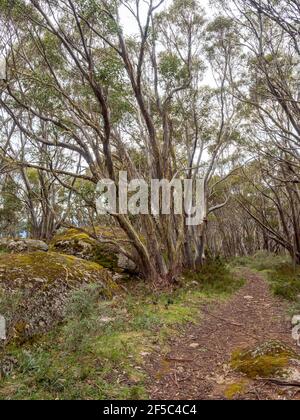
[236,158,300,264]
[211,0,300,264]
[0,111,78,239]
[0,173,23,237]
[0,0,239,283]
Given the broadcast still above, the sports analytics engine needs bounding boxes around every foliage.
[267,264,300,302]
[0,177,23,237]
[186,258,245,296]
[224,382,247,400]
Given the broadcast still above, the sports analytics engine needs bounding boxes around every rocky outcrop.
[0,252,116,344]
[231,340,300,379]
[0,239,48,253]
[51,228,137,272]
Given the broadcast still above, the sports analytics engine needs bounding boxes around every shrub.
[268,263,300,301]
[186,257,245,296]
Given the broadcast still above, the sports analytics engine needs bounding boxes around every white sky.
[119,0,215,86]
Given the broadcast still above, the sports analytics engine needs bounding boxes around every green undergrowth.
[267,264,300,302]
[185,257,245,297]
[0,246,7,255]
[231,251,290,273]
[224,382,248,400]
[0,260,245,400]
[50,228,120,270]
[232,251,300,306]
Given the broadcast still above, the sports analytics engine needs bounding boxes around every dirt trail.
[147,270,300,400]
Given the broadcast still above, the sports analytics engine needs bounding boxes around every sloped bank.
[0,252,116,344]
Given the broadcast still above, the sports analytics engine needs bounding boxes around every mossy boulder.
[50,229,96,258]
[231,340,300,379]
[0,238,48,253]
[0,252,116,344]
[50,228,136,272]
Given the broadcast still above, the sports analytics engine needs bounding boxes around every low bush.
[268,263,300,301]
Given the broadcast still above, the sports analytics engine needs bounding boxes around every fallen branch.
[201,309,243,328]
[258,378,300,387]
[165,357,195,363]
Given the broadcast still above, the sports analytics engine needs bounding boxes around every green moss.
[224,382,247,399]
[0,251,111,286]
[232,354,288,379]
[92,244,119,270]
[0,246,8,255]
[51,228,121,270]
[0,252,118,308]
[51,227,124,246]
[231,340,298,379]
[50,228,94,245]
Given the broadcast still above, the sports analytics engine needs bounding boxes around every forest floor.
[1,255,300,400]
[146,269,300,400]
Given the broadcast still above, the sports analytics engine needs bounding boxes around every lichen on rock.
[0,238,48,253]
[50,227,137,272]
[0,251,116,344]
[231,340,299,379]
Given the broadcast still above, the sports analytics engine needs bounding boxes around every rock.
[0,356,18,378]
[0,315,6,340]
[117,253,137,273]
[231,340,300,379]
[0,251,116,344]
[189,343,200,349]
[215,375,226,385]
[286,365,300,382]
[99,317,115,324]
[33,277,47,283]
[292,315,300,326]
[51,227,137,272]
[292,328,300,345]
[2,239,49,253]
[190,281,199,287]
[112,273,124,281]
[50,229,99,259]
[243,296,254,300]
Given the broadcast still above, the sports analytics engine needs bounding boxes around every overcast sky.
[119,0,215,86]
[120,0,210,35]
